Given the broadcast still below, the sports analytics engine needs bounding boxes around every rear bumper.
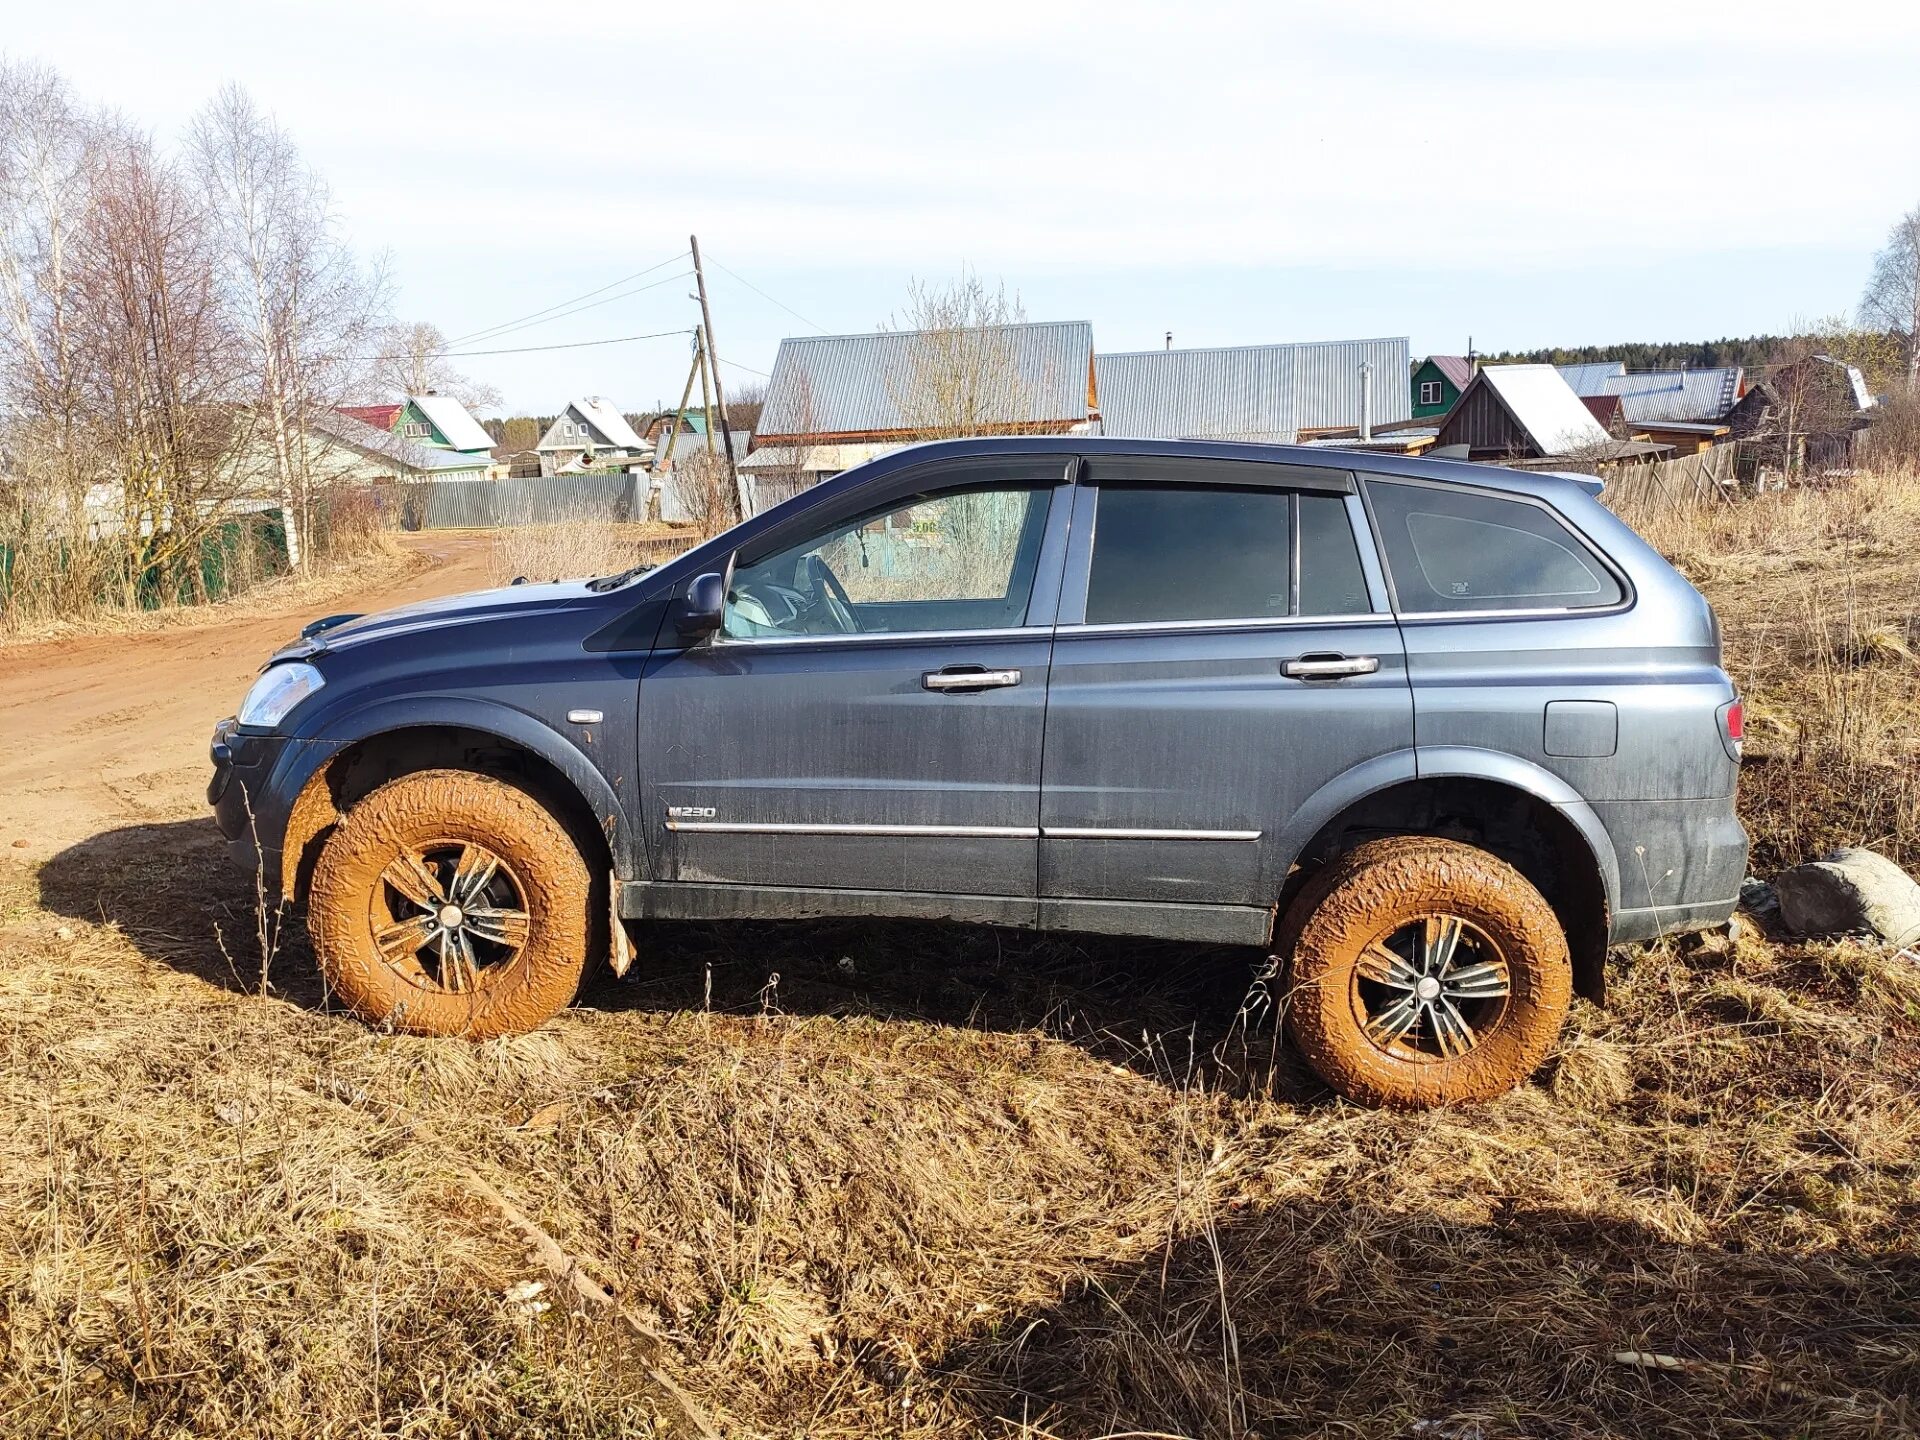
[1592,795,1748,944]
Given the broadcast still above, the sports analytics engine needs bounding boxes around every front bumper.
[208,718,293,884]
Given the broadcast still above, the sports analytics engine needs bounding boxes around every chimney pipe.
[1359,362,1374,441]
[1165,330,1173,351]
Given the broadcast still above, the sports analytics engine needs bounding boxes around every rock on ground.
[1774,847,1920,947]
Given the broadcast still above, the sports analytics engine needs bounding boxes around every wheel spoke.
[442,930,479,993]
[451,845,499,906]
[1421,915,1464,975]
[1441,959,1511,1000]
[463,906,530,951]
[1428,996,1479,1057]
[373,915,435,974]
[1355,942,1420,990]
[1364,990,1424,1047]
[383,849,446,910]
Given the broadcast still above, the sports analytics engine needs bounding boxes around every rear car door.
[637,460,1072,901]
[1039,455,1414,918]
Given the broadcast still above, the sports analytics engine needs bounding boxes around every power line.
[449,269,694,348]
[718,356,771,379]
[371,328,695,362]
[447,250,690,345]
[706,252,828,334]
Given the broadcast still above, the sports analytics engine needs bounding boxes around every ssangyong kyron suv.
[209,437,1747,1108]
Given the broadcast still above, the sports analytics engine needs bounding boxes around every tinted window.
[725,485,1048,638]
[1298,493,1371,616]
[1367,481,1623,612]
[1086,487,1292,624]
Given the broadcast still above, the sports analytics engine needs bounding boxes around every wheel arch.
[276,699,630,905]
[1276,749,1618,1004]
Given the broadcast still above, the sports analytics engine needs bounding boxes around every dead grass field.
[2,479,1918,1439]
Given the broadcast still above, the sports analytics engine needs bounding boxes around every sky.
[18,0,1920,414]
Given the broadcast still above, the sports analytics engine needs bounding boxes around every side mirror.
[674,571,726,639]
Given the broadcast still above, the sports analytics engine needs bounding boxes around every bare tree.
[1861,205,1920,394]
[882,270,1039,439]
[370,319,501,413]
[186,83,384,570]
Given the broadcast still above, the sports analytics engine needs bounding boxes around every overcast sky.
[21,0,1920,413]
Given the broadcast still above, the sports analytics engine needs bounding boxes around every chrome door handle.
[1282,654,1380,680]
[923,668,1021,692]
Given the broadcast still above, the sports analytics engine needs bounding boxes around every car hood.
[271,580,599,661]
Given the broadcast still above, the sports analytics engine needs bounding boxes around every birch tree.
[1861,204,1920,395]
[371,319,501,413]
[186,83,382,569]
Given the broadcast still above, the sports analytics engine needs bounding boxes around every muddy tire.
[309,769,593,1039]
[1282,836,1572,1109]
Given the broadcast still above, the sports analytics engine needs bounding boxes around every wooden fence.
[1598,445,1739,517]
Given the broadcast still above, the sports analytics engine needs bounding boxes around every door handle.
[923,667,1021,692]
[1282,653,1380,680]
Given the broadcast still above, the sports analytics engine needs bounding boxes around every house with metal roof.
[535,397,650,476]
[1434,364,1643,461]
[1727,355,1877,475]
[1554,361,1628,397]
[1095,337,1412,446]
[1411,354,1473,418]
[742,321,1097,492]
[299,410,493,483]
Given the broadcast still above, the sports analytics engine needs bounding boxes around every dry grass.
[2,470,1918,1438]
[3,818,1917,1439]
[482,521,698,588]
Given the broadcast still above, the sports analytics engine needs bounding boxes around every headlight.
[237,663,325,729]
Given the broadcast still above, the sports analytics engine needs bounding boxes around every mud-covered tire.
[309,769,593,1039]
[1282,836,1572,1109]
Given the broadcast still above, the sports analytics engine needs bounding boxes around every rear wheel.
[308,769,594,1039]
[1282,836,1572,1108]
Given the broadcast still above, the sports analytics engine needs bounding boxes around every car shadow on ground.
[38,816,1319,1096]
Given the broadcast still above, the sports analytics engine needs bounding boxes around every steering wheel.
[795,554,859,633]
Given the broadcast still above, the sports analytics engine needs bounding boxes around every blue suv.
[209,437,1747,1107]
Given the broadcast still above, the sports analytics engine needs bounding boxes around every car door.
[1039,455,1414,917]
[637,460,1072,903]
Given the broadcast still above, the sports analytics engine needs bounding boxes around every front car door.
[1038,454,1414,939]
[636,457,1073,912]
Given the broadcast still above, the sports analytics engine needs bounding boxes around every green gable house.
[1410,354,1472,419]
[338,394,498,472]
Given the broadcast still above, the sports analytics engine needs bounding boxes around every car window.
[1297,493,1371,616]
[1366,480,1624,612]
[724,484,1049,638]
[1085,486,1293,625]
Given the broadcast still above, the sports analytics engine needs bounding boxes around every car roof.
[830,434,1587,507]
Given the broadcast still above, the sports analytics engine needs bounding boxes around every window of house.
[724,484,1051,638]
[1366,480,1624,612]
[403,421,428,438]
[1419,380,1443,406]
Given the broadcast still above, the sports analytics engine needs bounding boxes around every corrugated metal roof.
[1599,367,1744,423]
[1556,361,1628,396]
[407,393,496,453]
[1424,354,1472,389]
[337,403,402,431]
[756,321,1093,438]
[1095,337,1411,444]
[1478,365,1613,454]
[315,410,491,473]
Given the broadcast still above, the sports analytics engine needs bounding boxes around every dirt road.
[0,534,497,859]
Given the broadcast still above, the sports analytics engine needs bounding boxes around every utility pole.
[648,329,706,521]
[696,325,717,453]
[689,234,741,522]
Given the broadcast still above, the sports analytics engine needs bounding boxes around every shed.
[1434,365,1616,460]
[1096,337,1412,444]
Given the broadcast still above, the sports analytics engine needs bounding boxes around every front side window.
[724,484,1049,638]
[1366,480,1624,612]
[1419,380,1443,405]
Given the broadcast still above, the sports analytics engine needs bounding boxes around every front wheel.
[308,769,595,1039]
[1282,837,1573,1108]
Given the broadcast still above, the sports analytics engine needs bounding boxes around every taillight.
[1719,698,1744,762]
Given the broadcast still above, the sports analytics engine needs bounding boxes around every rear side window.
[1083,486,1374,625]
[1366,481,1623,613]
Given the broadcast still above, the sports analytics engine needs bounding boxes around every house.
[271,411,494,486]
[1433,364,1655,461]
[741,320,1097,500]
[338,394,499,472]
[1554,361,1627,397]
[1554,362,1746,454]
[1727,355,1877,476]
[535,397,650,476]
[1411,354,1472,418]
[1095,337,1412,444]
